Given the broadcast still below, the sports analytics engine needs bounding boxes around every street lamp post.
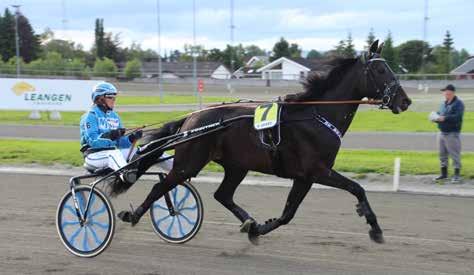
[156,0,163,103]
[12,5,21,78]
[192,0,201,109]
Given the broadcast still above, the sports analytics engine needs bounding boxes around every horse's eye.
[377,68,386,74]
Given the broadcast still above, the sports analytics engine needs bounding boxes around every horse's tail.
[106,117,187,197]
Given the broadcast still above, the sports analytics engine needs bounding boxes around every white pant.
[84,149,173,172]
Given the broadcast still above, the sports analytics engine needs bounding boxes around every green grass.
[0,109,472,133]
[349,110,474,132]
[117,95,236,105]
[1,139,472,178]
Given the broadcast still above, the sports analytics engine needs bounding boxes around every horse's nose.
[401,97,411,111]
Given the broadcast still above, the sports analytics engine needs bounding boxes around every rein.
[132,98,382,133]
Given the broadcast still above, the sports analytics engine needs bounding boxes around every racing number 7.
[260,104,273,121]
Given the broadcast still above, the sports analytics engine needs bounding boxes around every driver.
[79,82,172,184]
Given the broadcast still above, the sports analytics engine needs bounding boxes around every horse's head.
[359,40,411,114]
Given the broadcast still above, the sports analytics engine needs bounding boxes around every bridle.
[362,56,401,109]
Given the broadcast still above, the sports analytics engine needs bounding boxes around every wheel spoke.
[87,226,103,246]
[153,203,168,211]
[154,214,171,226]
[68,227,83,246]
[88,193,96,210]
[176,216,186,237]
[83,227,89,251]
[61,220,80,228]
[180,205,197,211]
[64,205,78,216]
[90,205,106,218]
[178,213,196,226]
[76,192,86,213]
[166,216,176,237]
[90,221,109,230]
[176,189,191,209]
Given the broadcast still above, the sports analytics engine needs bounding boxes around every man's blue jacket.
[437,96,464,133]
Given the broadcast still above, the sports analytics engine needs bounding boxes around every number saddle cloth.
[253,103,281,150]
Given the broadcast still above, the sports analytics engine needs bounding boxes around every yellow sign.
[254,103,279,130]
[11,81,35,96]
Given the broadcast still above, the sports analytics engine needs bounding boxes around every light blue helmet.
[91,82,117,102]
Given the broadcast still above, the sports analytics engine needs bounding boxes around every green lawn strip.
[117,95,236,105]
[1,139,472,178]
[0,109,472,132]
[349,110,474,132]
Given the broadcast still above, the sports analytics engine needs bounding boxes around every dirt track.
[1,173,474,274]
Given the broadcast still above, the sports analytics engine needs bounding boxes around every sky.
[1,0,472,55]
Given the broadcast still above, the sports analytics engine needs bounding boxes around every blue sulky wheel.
[150,180,203,243]
[56,185,115,257]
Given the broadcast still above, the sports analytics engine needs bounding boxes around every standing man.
[432,84,465,183]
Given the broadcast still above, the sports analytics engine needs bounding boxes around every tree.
[307,49,322,59]
[366,28,376,51]
[94,18,105,59]
[67,58,88,77]
[103,32,121,63]
[124,58,142,79]
[39,27,54,43]
[222,44,244,71]
[334,40,346,56]
[0,9,17,62]
[382,31,398,71]
[442,30,454,72]
[244,45,265,58]
[93,57,117,77]
[289,43,302,58]
[17,13,41,62]
[169,50,181,62]
[271,37,291,61]
[42,39,76,59]
[343,33,356,57]
[396,40,431,73]
[207,48,224,62]
[458,49,470,63]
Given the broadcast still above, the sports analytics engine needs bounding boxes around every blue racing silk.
[80,105,132,149]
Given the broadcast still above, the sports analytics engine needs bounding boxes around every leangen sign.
[1,78,102,111]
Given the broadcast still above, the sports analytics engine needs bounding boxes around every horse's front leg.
[242,179,312,244]
[317,170,384,243]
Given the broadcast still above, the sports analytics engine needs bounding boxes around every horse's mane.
[300,57,358,99]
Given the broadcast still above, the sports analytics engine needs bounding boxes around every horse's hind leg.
[244,179,312,244]
[213,166,251,223]
[117,169,184,225]
[317,170,384,243]
[118,147,210,226]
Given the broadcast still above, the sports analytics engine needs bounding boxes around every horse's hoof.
[369,229,385,244]
[240,219,254,233]
[118,211,139,226]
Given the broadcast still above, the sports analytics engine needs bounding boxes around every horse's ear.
[369,39,379,54]
[376,42,384,55]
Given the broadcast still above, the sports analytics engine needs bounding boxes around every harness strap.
[314,114,342,140]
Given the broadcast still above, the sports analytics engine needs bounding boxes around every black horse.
[116,40,411,244]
